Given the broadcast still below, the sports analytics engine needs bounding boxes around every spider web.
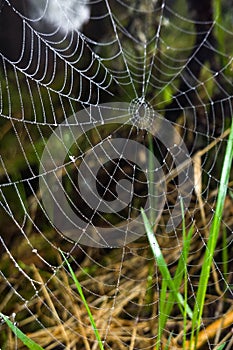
[0,0,233,349]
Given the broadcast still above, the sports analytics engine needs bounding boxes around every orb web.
[0,1,233,349]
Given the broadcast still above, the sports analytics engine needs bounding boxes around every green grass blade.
[148,133,156,224]
[222,227,228,288]
[164,332,173,350]
[60,251,104,350]
[216,343,226,350]
[159,223,194,337]
[191,120,233,345]
[0,313,44,350]
[141,209,193,319]
[157,278,168,350]
[182,208,188,349]
[213,0,226,67]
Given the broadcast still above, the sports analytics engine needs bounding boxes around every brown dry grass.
[1,190,233,350]
[0,129,233,350]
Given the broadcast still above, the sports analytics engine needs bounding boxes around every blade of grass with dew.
[190,120,233,348]
[60,251,104,350]
[0,313,44,350]
[141,208,193,319]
